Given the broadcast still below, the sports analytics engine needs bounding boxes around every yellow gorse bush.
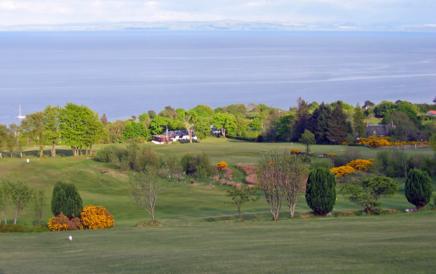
[81,205,114,230]
[347,159,374,172]
[216,161,229,170]
[330,159,374,177]
[330,165,356,177]
[290,149,302,155]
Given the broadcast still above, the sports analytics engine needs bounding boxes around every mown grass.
[0,139,435,273]
[1,212,436,274]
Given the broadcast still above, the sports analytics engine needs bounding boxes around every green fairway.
[1,213,436,274]
[0,139,435,273]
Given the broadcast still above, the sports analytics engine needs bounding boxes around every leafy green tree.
[305,168,336,215]
[0,183,10,224]
[5,181,33,224]
[383,111,419,141]
[33,190,46,225]
[405,169,432,209]
[299,130,316,154]
[326,103,349,144]
[373,101,396,118]
[342,176,397,213]
[21,112,46,157]
[60,103,103,156]
[123,121,149,142]
[352,105,366,138]
[212,113,237,137]
[43,106,61,157]
[149,115,170,135]
[51,182,83,218]
[227,186,258,220]
[0,124,8,158]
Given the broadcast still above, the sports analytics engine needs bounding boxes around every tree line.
[0,99,434,157]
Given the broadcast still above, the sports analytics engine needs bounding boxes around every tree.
[183,113,195,143]
[227,186,258,220]
[130,172,159,222]
[51,182,83,218]
[123,121,149,142]
[281,155,308,217]
[342,176,397,213]
[5,181,33,224]
[33,190,46,225]
[307,103,331,143]
[43,106,61,157]
[326,103,349,144]
[60,103,103,156]
[0,183,9,224]
[20,112,46,158]
[405,169,432,209]
[292,98,310,141]
[0,124,8,159]
[257,152,307,220]
[384,111,418,141]
[353,105,366,138]
[212,113,237,137]
[299,130,316,154]
[305,168,336,215]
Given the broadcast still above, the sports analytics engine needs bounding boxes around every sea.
[0,31,435,124]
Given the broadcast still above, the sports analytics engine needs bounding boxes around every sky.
[0,0,436,30]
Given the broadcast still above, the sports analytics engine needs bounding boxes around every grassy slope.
[0,139,435,273]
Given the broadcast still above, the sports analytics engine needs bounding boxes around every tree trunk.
[221,128,226,138]
[189,129,193,143]
[39,145,44,158]
[306,144,310,154]
[13,208,19,225]
[51,143,56,158]
[289,203,296,218]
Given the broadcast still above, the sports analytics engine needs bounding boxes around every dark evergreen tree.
[51,182,83,217]
[292,98,310,141]
[326,103,349,144]
[305,168,336,215]
[308,103,331,143]
[405,169,432,209]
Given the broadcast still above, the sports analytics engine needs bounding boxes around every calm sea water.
[0,31,435,123]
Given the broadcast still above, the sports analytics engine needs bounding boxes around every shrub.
[305,168,336,215]
[124,143,160,173]
[216,161,229,170]
[375,150,408,178]
[359,136,391,148]
[81,205,114,230]
[48,213,69,231]
[159,155,184,181]
[347,159,374,172]
[342,176,398,213]
[405,169,433,209]
[330,165,356,177]
[181,153,213,178]
[332,147,362,166]
[94,145,127,164]
[51,182,83,218]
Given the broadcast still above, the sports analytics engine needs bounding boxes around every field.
[0,139,435,273]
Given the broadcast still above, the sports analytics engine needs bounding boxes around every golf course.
[0,139,435,274]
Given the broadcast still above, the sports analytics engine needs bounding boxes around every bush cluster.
[181,153,214,178]
[51,182,83,218]
[81,206,114,230]
[330,159,374,177]
[376,151,436,178]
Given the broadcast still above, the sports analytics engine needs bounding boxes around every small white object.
[26,159,30,164]
[68,235,73,241]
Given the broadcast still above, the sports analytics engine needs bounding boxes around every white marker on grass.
[68,235,73,241]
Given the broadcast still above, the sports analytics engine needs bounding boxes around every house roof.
[427,110,436,116]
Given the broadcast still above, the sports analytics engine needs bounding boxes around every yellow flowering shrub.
[48,213,69,231]
[359,136,391,148]
[216,161,229,170]
[81,206,114,230]
[347,159,374,172]
[330,165,356,177]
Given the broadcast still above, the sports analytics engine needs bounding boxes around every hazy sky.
[0,0,436,30]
